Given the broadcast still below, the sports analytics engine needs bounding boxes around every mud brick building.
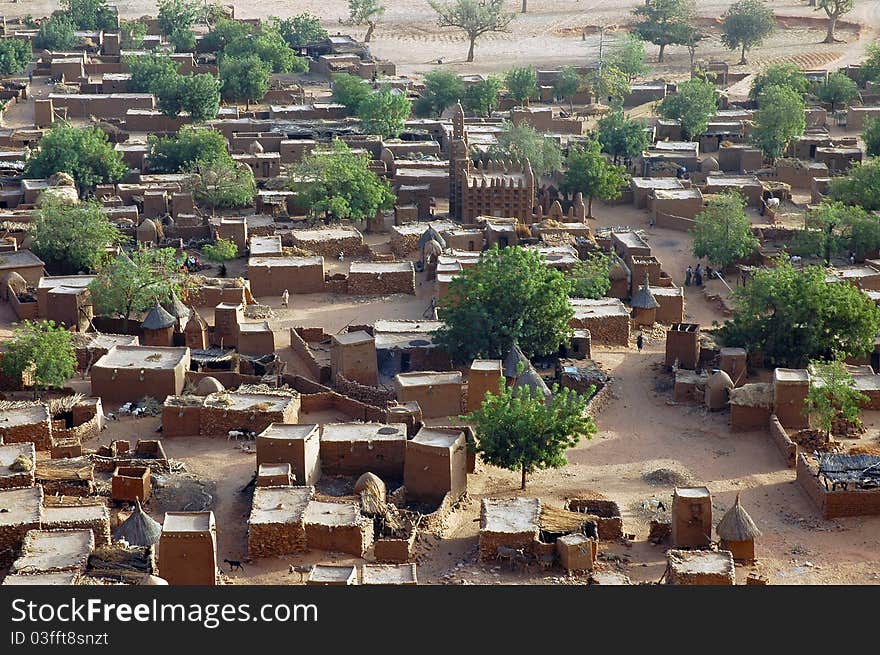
[248,256,326,296]
[40,502,111,547]
[362,563,418,585]
[797,453,880,518]
[248,485,312,558]
[237,321,276,356]
[320,422,407,479]
[0,442,36,489]
[90,345,190,404]
[570,298,631,346]
[479,497,541,560]
[288,226,364,257]
[303,500,374,556]
[666,549,735,585]
[163,389,300,437]
[0,486,43,568]
[773,368,810,429]
[404,427,467,505]
[331,331,378,386]
[0,405,52,450]
[256,423,321,486]
[394,371,463,418]
[158,512,217,586]
[10,529,94,576]
[665,323,700,369]
[347,262,416,295]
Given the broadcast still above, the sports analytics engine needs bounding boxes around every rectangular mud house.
[320,422,407,479]
[256,423,321,486]
[797,453,880,518]
[347,262,416,295]
[729,383,774,432]
[247,256,326,296]
[257,463,294,487]
[404,427,467,505]
[40,502,111,547]
[0,442,36,489]
[665,549,735,585]
[90,345,190,403]
[394,371,463,418]
[570,298,631,346]
[330,331,378,386]
[158,511,218,586]
[247,485,312,558]
[479,497,541,560]
[111,466,151,502]
[0,405,52,450]
[307,564,358,585]
[773,368,810,429]
[303,500,374,557]
[0,485,43,568]
[671,486,712,548]
[467,359,503,413]
[11,529,95,575]
[665,323,700,369]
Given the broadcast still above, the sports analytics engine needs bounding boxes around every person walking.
[694,264,703,287]
[281,289,289,309]
[636,333,644,352]
[685,265,693,287]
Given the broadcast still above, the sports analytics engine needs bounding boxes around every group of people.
[685,264,704,287]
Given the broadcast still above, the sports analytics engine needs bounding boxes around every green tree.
[24,123,127,192]
[817,71,859,111]
[597,108,650,164]
[342,0,386,43]
[357,89,411,139]
[220,55,270,110]
[272,14,328,49]
[0,39,32,76]
[657,77,717,140]
[155,74,184,117]
[828,159,880,211]
[463,75,504,117]
[553,66,582,113]
[720,0,775,65]
[466,379,595,489]
[187,156,256,215]
[223,26,308,74]
[168,27,196,53]
[202,238,239,262]
[804,357,867,437]
[859,44,880,86]
[749,63,810,104]
[863,117,880,157]
[488,121,563,178]
[632,0,695,63]
[158,0,201,38]
[34,15,77,51]
[89,248,185,332]
[127,55,180,94]
[179,73,221,122]
[30,198,123,275]
[813,0,854,43]
[505,66,537,106]
[691,192,759,268]
[2,321,76,396]
[62,0,117,31]
[199,17,251,53]
[429,0,516,63]
[586,65,630,105]
[719,257,880,367]
[750,84,806,161]
[290,141,395,223]
[610,34,648,82]
[415,69,465,118]
[561,138,629,217]
[793,201,880,262]
[120,20,148,49]
[149,127,229,173]
[435,246,574,362]
[331,72,372,115]
[568,251,613,299]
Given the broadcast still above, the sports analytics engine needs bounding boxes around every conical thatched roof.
[113,502,162,547]
[141,302,175,330]
[163,291,191,326]
[185,307,208,331]
[514,365,552,400]
[418,226,446,250]
[503,343,529,378]
[717,495,761,541]
[630,273,659,309]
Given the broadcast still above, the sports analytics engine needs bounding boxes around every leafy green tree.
[62,0,117,31]
[30,198,123,275]
[720,0,775,65]
[202,238,239,262]
[466,379,595,489]
[691,192,759,268]
[223,26,308,74]
[561,138,628,217]
[0,39,31,76]
[158,0,200,38]
[89,248,185,332]
[24,123,127,192]
[415,69,465,118]
[168,27,196,53]
[290,141,395,223]
[120,20,148,49]
[749,63,810,103]
[505,66,537,106]
[750,84,806,161]
[792,201,880,262]
[188,156,256,215]
[220,55,270,110]
[2,321,76,396]
[828,159,880,211]
[342,0,386,43]
[858,44,880,86]
[632,0,695,62]
[719,257,880,367]
[435,245,574,362]
[357,89,411,139]
[657,77,717,140]
[812,0,854,43]
[331,73,372,115]
[199,17,251,53]
[127,55,180,94]
[863,117,880,157]
[817,71,859,111]
[586,65,630,105]
[179,73,221,122]
[429,0,516,63]
[463,75,504,117]
[597,108,649,164]
[610,34,648,82]
[272,13,328,49]
[568,251,613,299]
[804,357,867,437]
[34,15,77,51]
[553,66,582,113]
[488,121,563,178]
[155,74,184,117]
[149,127,229,173]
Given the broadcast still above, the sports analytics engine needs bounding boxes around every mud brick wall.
[40,480,95,497]
[53,415,102,444]
[666,551,735,585]
[289,328,331,384]
[0,521,41,568]
[347,269,416,295]
[389,232,422,257]
[91,455,170,474]
[334,375,395,406]
[571,315,630,347]
[291,234,364,258]
[796,453,880,519]
[283,375,332,395]
[185,371,262,390]
[305,516,373,557]
[0,422,52,451]
[0,471,34,489]
[162,404,202,437]
[184,283,249,308]
[248,521,307,559]
[655,212,696,232]
[730,404,772,433]
[320,439,406,478]
[42,516,111,547]
[585,383,614,419]
[197,402,299,437]
[374,529,417,563]
[91,366,186,404]
[479,528,538,561]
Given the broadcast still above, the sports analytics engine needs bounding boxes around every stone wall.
[289,328,331,384]
[347,267,416,295]
[334,374,396,406]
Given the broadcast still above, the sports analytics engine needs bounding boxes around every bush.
[202,238,239,261]
[149,127,230,173]
[34,15,77,51]
[0,39,32,76]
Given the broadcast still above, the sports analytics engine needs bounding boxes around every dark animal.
[224,558,244,572]
[289,564,313,582]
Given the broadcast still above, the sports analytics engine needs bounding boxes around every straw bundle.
[539,505,596,534]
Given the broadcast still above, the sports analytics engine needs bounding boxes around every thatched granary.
[194,376,225,396]
[163,291,191,331]
[716,494,761,563]
[113,502,162,547]
[630,273,659,326]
